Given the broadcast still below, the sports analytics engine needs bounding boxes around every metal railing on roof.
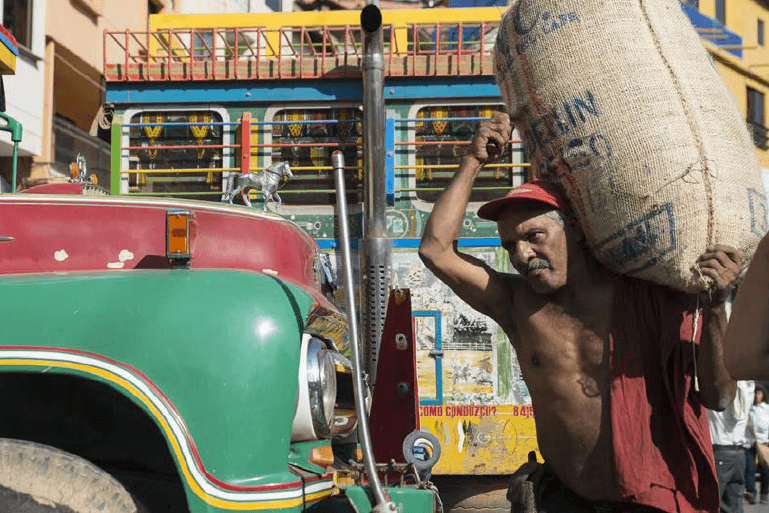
[103,21,499,81]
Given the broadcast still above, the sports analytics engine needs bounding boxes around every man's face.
[497,206,571,295]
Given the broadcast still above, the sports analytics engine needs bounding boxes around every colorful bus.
[104,6,534,509]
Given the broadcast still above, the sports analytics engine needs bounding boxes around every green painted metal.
[344,486,436,512]
[0,269,315,487]
[111,120,121,195]
[288,440,333,475]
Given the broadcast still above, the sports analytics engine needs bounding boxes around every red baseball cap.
[476,180,570,221]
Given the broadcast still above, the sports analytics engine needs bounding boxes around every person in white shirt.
[708,380,755,513]
[746,384,769,504]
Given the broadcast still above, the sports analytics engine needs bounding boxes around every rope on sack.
[692,295,701,392]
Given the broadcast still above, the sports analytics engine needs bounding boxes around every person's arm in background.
[695,245,742,410]
[418,112,516,322]
[724,234,769,380]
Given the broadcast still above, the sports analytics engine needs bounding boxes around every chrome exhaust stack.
[360,3,392,387]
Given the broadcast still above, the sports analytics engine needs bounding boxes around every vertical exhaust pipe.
[332,151,394,511]
[361,3,391,387]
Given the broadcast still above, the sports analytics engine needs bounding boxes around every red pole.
[457,23,463,76]
[146,29,150,80]
[435,23,440,77]
[241,112,252,175]
[299,26,304,79]
[412,24,417,76]
[278,27,283,79]
[213,27,218,80]
[256,28,261,80]
[234,27,239,79]
[125,29,130,80]
[480,23,485,75]
[388,24,392,75]
[167,29,172,80]
[344,25,349,72]
[103,29,108,80]
[190,29,195,80]
[321,26,327,78]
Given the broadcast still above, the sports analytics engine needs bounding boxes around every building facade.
[0,0,179,188]
[685,0,769,169]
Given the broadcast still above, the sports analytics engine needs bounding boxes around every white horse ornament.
[229,161,293,211]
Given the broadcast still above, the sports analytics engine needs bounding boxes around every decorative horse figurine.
[227,161,293,211]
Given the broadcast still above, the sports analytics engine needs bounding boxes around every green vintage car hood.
[0,269,317,490]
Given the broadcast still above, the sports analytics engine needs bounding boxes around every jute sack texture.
[494,0,768,292]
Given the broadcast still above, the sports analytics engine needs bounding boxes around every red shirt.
[610,279,718,513]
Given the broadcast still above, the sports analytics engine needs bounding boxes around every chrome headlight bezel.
[306,337,337,436]
[292,335,338,441]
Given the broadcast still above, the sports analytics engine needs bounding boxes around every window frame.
[120,105,232,196]
[262,102,364,216]
[747,86,767,150]
[715,0,726,25]
[406,100,526,214]
[3,0,33,50]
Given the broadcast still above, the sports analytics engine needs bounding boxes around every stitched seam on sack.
[505,3,594,242]
[638,0,716,247]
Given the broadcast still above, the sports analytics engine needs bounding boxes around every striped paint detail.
[0,347,333,510]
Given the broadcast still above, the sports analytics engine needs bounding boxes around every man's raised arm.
[695,246,742,410]
[418,112,514,322]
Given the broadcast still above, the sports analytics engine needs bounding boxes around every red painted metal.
[241,112,251,174]
[0,195,325,303]
[479,22,485,75]
[167,29,172,81]
[189,30,195,81]
[457,22,463,76]
[146,29,151,81]
[369,289,420,466]
[234,27,239,80]
[21,183,92,195]
[124,30,130,81]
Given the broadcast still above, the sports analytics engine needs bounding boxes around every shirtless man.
[418,112,740,512]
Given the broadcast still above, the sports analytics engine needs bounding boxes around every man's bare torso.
[498,277,620,501]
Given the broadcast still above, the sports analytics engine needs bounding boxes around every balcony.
[680,1,743,59]
[748,120,769,150]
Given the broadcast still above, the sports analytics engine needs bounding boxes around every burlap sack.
[494,0,768,292]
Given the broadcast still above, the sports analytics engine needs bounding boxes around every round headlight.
[306,337,337,436]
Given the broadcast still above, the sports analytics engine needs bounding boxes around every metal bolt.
[395,333,408,350]
[396,382,410,395]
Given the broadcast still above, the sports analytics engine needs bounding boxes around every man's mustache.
[525,259,550,274]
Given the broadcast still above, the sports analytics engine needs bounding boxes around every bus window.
[268,107,362,206]
[412,105,525,204]
[127,110,225,201]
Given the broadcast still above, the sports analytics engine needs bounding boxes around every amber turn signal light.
[166,210,191,262]
[309,446,335,468]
